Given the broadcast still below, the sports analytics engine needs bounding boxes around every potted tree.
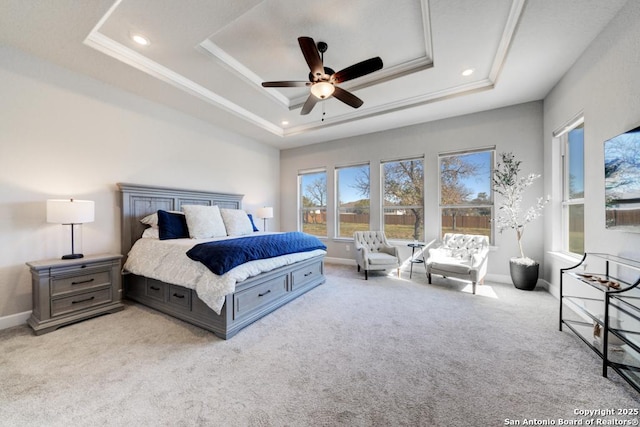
[492,152,548,290]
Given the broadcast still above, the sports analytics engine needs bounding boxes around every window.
[299,169,327,237]
[439,149,494,240]
[336,164,370,238]
[382,157,424,241]
[561,122,585,254]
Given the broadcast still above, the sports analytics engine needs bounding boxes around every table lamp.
[47,199,95,259]
[256,207,273,232]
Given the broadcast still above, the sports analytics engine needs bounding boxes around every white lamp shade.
[47,199,95,224]
[256,207,274,219]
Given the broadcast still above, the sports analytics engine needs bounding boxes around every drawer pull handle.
[150,286,161,291]
[304,272,313,277]
[72,296,95,304]
[71,278,95,285]
[173,293,185,299]
[258,290,271,297]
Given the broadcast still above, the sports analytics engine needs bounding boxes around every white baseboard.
[0,310,31,330]
[485,273,512,284]
[324,257,356,266]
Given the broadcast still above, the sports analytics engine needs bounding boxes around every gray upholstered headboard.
[118,183,243,258]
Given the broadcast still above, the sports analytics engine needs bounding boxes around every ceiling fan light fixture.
[310,82,335,99]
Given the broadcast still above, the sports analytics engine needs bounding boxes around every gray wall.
[543,0,640,297]
[0,46,280,320]
[280,101,545,279]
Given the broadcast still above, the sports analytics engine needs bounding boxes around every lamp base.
[62,253,84,260]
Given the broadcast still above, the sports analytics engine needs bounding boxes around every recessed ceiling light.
[461,68,475,77]
[130,33,150,46]
[281,120,289,126]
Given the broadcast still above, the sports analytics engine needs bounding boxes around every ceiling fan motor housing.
[309,67,335,82]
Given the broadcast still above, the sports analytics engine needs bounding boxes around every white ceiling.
[0,0,629,149]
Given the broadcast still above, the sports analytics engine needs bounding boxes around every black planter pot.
[509,259,539,291]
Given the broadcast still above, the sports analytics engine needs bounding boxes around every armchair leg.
[427,273,431,284]
[365,270,368,280]
[472,281,476,295]
[397,268,400,277]
[357,265,361,272]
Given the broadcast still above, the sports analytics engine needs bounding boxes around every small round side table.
[407,242,426,279]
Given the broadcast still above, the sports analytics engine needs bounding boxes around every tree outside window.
[439,150,493,240]
[336,164,370,238]
[381,158,424,241]
[299,171,327,236]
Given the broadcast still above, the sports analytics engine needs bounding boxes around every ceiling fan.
[262,37,383,115]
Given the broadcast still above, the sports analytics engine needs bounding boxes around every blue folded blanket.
[186,232,326,275]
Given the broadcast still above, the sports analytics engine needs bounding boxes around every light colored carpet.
[0,263,638,426]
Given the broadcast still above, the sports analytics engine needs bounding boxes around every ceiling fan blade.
[332,57,383,84]
[333,86,364,109]
[262,81,311,88]
[298,37,324,78]
[300,93,319,115]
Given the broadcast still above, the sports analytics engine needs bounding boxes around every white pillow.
[182,205,227,239]
[140,210,183,228]
[140,213,159,228]
[220,209,254,236]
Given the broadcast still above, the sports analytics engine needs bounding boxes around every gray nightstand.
[26,253,124,335]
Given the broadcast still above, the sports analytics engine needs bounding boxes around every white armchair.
[426,233,489,294]
[353,231,400,280]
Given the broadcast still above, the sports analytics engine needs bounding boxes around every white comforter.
[123,234,326,314]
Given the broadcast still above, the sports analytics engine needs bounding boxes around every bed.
[118,183,326,339]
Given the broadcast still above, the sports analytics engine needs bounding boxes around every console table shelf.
[560,252,640,393]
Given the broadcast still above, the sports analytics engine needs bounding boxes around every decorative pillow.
[247,213,260,232]
[157,210,189,240]
[141,228,160,239]
[220,209,254,236]
[182,205,227,239]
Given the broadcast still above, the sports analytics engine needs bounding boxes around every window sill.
[547,250,583,265]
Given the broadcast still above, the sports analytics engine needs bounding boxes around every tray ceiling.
[0,0,629,148]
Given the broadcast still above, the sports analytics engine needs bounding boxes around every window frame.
[438,148,495,243]
[380,156,425,242]
[335,163,371,239]
[557,117,585,255]
[298,168,328,238]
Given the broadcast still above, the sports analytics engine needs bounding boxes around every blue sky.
[569,127,584,196]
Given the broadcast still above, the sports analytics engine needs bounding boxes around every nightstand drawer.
[234,274,288,318]
[51,287,112,317]
[51,270,111,296]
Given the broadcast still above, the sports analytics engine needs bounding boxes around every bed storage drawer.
[51,287,112,317]
[145,279,165,302]
[290,260,323,291]
[169,285,191,309]
[233,274,288,319]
